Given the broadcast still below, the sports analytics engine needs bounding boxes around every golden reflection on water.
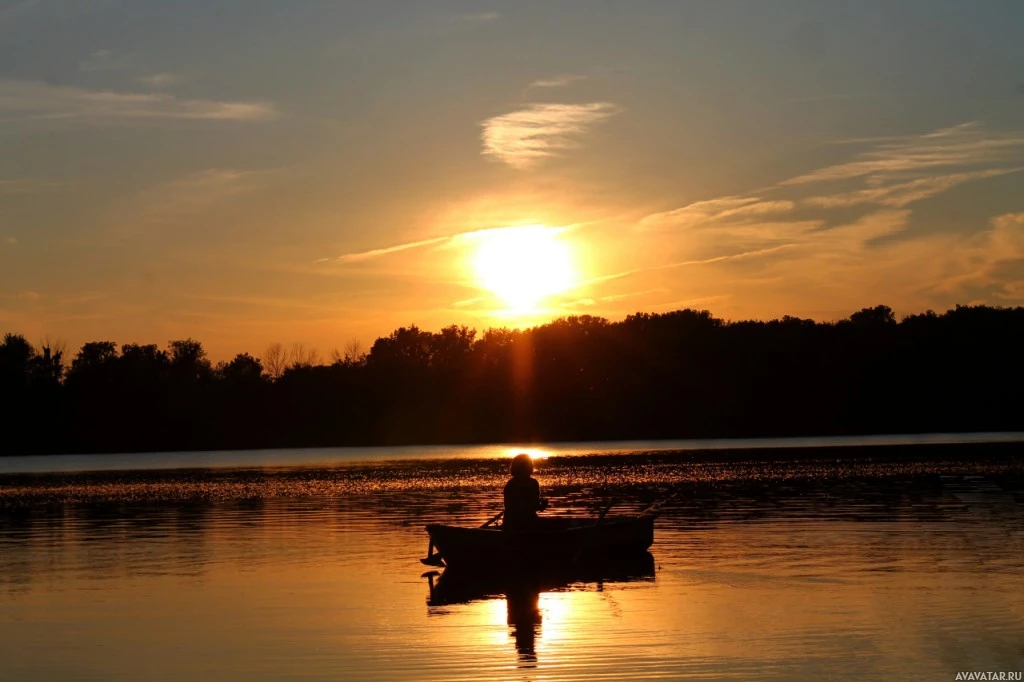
[1,459,1023,680]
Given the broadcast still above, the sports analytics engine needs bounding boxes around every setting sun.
[470,225,579,310]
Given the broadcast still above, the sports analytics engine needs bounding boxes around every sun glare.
[470,225,578,311]
[504,448,553,460]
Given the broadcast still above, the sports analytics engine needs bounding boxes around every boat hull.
[425,515,655,569]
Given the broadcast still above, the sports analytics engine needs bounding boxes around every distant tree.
[1,332,30,363]
[343,338,366,365]
[431,325,476,370]
[288,342,320,369]
[329,339,367,366]
[0,333,35,371]
[367,326,435,369]
[30,338,65,386]
[4,302,1024,455]
[168,339,212,381]
[216,353,264,382]
[850,305,896,326]
[263,342,287,380]
[69,341,118,375]
[120,343,169,372]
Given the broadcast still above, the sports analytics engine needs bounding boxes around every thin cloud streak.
[528,74,587,90]
[0,80,278,123]
[79,49,130,72]
[781,122,1024,186]
[125,168,276,228]
[481,102,619,169]
[634,121,1023,299]
[583,245,799,288]
[336,236,451,262]
[639,197,795,231]
[598,288,670,303]
[452,296,488,308]
[332,224,574,263]
[803,168,1022,209]
[137,73,182,88]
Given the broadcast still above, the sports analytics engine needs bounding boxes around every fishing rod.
[638,491,681,516]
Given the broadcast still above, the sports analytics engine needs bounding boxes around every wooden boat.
[423,514,656,569]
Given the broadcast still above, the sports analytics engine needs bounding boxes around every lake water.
[2,441,1023,681]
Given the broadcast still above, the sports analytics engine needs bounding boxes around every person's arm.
[531,479,547,511]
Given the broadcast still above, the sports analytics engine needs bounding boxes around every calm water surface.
[2,444,1023,681]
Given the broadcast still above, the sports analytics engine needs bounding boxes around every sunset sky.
[2,0,1023,359]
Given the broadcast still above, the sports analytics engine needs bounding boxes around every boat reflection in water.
[424,553,656,665]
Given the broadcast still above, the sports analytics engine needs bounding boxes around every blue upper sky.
[2,0,1023,358]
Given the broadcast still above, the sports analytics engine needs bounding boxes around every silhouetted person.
[503,453,547,530]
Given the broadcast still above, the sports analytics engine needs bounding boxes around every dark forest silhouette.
[2,304,1023,456]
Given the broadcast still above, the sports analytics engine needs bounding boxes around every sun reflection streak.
[536,591,574,645]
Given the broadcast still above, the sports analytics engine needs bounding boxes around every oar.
[480,510,504,528]
[572,499,616,564]
[420,510,505,566]
[638,492,680,517]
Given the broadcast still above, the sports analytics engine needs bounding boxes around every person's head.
[509,453,534,479]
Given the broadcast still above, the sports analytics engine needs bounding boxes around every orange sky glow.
[1,3,1023,360]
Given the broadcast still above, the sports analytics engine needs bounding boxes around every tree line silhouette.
[2,304,1022,456]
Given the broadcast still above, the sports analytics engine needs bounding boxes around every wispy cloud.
[844,210,1024,305]
[452,11,500,26]
[987,212,1024,262]
[811,210,910,250]
[481,102,619,169]
[583,244,802,289]
[780,122,1024,186]
[158,168,266,193]
[996,280,1024,300]
[330,224,576,265]
[134,168,274,224]
[452,296,488,308]
[597,288,670,303]
[137,73,182,89]
[633,121,1023,297]
[803,169,1021,209]
[334,236,451,263]
[0,80,278,123]
[639,197,795,231]
[673,244,803,266]
[528,74,588,90]
[79,49,131,72]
